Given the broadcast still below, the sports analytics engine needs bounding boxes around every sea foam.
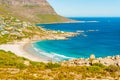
[32,44,74,62]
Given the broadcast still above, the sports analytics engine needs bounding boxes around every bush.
[87,66,101,72]
[45,62,61,69]
[16,63,27,69]
[105,65,119,72]
[30,61,45,67]
[92,63,105,68]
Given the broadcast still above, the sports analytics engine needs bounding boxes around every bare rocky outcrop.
[61,55,120,67]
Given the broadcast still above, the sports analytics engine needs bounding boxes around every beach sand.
[0,39,48,63]
[0,32,77,63]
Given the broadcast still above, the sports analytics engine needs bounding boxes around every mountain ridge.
[0,0,71,23]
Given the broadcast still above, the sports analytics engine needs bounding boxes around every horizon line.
[65,16,120,18]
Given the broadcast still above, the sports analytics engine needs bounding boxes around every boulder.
[92,59,99,64]
[115,55,120,59]
[24,61,30,66]
[90,54,95,59]
[99,59,114,66]
[117,62,120,66]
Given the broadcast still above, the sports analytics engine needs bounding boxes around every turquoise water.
[33,17,120,62]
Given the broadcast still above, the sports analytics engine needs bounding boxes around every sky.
[47,0,120,17]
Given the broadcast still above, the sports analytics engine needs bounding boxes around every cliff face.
[0,0,70,23]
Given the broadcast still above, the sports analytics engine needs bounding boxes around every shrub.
[105,65,119,72]
[16,63,27,69]
[87,66,101,72]
[92,63,105,68]
[30,61,45,67]
[45,62,61,69]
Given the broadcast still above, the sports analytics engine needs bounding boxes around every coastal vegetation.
[36,14,68,23]
[0,50,120,79]
[0,14,76,44]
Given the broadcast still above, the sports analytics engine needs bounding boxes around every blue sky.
[47,0,120,17]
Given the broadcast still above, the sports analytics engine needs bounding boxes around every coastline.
[0,38,120,66]
[0,31,77,63]
[0,39,49,63]
[0,21,119,65]
[36,20,81,25]
[61,54,120,66]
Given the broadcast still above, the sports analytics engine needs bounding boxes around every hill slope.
[0,50,120,79]
[0,0,71,23]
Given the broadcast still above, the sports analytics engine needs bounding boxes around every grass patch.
[45,62,61,69]
[0,50,28,69]
[36,14,67,23]
[23,5,38,8]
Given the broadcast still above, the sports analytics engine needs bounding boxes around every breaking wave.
[31,44,74,62]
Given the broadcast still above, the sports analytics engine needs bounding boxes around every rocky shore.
[61,54,120,66]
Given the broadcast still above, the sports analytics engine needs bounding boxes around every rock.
[106,56,112,59]
[33,74,38,78]
[24,61,30,66]
[77,61,86,66]
[115,55,120,59]
[7,68,20,74]
[61,55,120,67]
[85,61,90,66]
[117,62,120,66]
[90,54,95,59]
[99,59,114,66]
[111,56,115,60]
[92,59,99,64]
[70,61,75,65]
[115,59,120,66]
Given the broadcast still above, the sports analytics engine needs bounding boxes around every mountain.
[0,0,71,23]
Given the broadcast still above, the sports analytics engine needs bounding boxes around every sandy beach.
[0,39,49,63]
[0,30,76,63]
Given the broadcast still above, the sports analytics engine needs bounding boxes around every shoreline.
[0,38,120,66]
[0,27,119,65]
[0,31,77,63]
[24,41,53,62]
[36,20,81,25]
[61,54,120,66]
[0,39,49,63]
[23,40,51,62]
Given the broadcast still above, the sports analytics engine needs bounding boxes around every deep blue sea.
[33,17,120,62]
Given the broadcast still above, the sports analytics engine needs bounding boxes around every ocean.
[32,17,120,62]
